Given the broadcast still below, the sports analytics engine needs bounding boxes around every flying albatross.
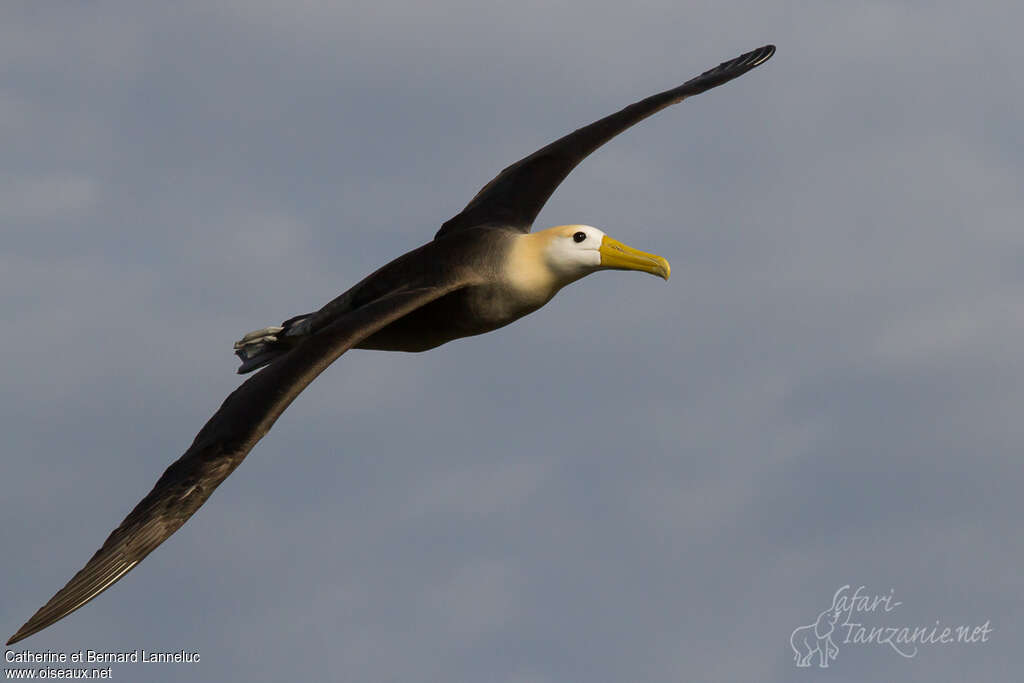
[8,44,774,644]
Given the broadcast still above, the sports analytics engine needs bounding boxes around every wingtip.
[753,44,776,64]
[7,614,50,646]
[8,616,41,645]
[7,627,31,646]
[687,43,777,90]
[738,44,776,68]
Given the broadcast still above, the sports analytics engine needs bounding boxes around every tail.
[233,313,313,374]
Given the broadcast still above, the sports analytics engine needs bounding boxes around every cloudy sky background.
[3,2,1021,681]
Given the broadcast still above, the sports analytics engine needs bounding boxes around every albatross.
[8,44,774,644]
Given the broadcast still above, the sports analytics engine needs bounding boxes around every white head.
[538,224,670,284]
[505,224,670,303]
[540,224,605,280]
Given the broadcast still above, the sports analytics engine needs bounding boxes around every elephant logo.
[790,604,842,668]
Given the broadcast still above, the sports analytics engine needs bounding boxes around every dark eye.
[573,231,587,243]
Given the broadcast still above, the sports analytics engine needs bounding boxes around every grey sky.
[3,2,1021,681]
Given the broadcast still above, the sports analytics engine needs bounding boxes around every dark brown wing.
[7,283,466,645]
[436,44,775,238]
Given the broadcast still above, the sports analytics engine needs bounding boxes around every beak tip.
[658,260,671,281]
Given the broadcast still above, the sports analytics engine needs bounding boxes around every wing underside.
[7,284,465,645]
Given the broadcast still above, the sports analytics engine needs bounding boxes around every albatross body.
[235,224,669,365]
[8,44,774,645]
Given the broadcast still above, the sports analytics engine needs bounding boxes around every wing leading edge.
[436,44,775,238]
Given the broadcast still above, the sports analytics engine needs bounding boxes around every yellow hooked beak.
[598,236,671,280]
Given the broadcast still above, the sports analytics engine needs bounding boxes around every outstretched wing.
[436,44,775,238]
[7,283,466,645]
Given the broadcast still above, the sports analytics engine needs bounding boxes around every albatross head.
[538,224,670,283]
[505,225,670,306]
